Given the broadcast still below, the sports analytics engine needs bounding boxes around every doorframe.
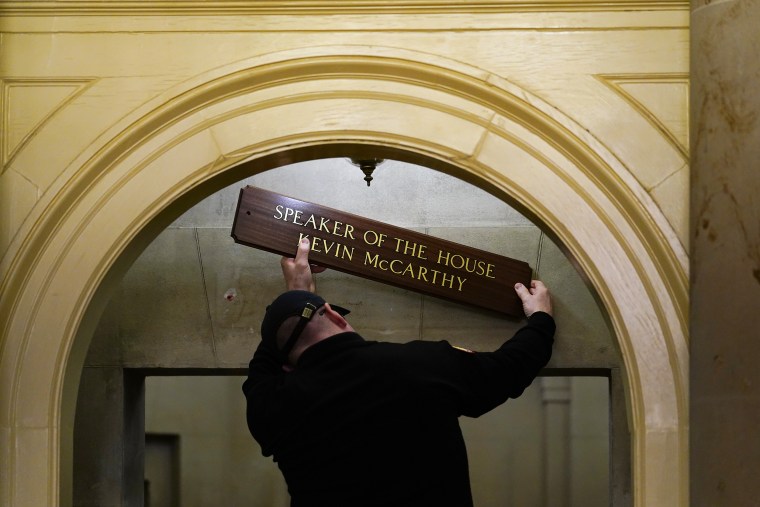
[0,48,687,506]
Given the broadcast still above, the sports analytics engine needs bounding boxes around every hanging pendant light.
[349,158,385,187]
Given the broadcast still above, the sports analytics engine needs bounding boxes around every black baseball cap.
[261,290,350,349]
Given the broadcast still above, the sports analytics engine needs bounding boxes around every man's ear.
[323,303,349,328]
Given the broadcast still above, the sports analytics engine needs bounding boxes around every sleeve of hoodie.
[430,311,556,418]
[241,338,283,456]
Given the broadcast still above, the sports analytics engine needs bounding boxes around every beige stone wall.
[0,5,689,252]
[0,2,689,506]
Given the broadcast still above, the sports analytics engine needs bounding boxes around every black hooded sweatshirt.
[242,311,555,507]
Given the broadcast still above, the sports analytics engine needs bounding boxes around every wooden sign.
[231,186,532,317]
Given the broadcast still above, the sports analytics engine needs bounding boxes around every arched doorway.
[76,158,620,506]
[0,48,687,506]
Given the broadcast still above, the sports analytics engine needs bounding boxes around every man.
[243,238,554,507]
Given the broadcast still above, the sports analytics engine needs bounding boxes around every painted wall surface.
[0,3,689,506]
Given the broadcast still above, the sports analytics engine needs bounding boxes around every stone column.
[73,367,145,507]
[691,1,760,505]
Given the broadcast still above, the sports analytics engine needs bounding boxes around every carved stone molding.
[0,47,688,507]
[1,78,95,171]
[0,0,689,16]
[596,73,689,161]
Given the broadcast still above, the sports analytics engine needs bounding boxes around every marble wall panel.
[89,228,216,367]
[537,236,617,368]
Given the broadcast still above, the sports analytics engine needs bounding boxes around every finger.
[514,282,531,301]
[294,237,311,265]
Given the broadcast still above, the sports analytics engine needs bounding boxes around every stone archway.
[0,47,687,506]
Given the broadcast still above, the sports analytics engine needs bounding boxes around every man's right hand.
[514,280,553,318]
[280,238,325,292]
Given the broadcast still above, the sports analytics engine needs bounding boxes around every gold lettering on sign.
[274,205,356,240]
[363,229,388,247]
[298,233,354,261]
[393,237,428,260]
[233,186,532,317]
[364,252,466,292]
[436,249,496,279]
[270,202,490,295]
